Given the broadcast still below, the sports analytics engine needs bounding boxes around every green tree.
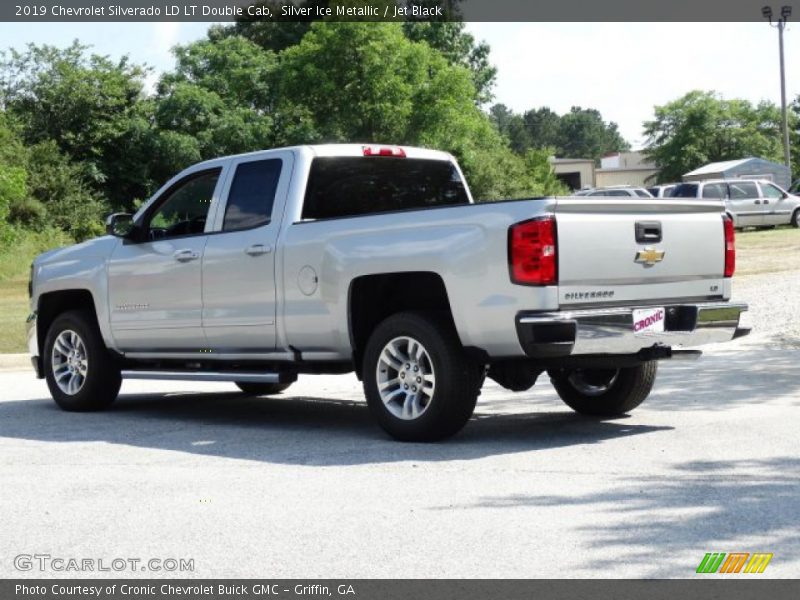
[213,0,496,102]
[490,104,629,160]
[489,104,531,153]
[276,21,538,199]
[0,112,27,227]
[149,35,284,188]
[556,107,629,160]
[0,42,151,208]
[402,21,496,104]
[644,90,785,183]
[25,141,107,241]
[522,107,562,150]
[791,95,800,182]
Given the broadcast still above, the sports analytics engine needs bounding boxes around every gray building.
[683,157,791,189]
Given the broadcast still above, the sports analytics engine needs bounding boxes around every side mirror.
[106,213,135,238]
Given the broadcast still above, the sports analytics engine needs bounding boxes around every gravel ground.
[731,267,800,347]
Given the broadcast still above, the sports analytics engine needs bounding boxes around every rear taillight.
[723,214,735,277]
[362,145,406,157]
[509,216,557,285]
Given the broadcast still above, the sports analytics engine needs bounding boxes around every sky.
[1,21,799,148]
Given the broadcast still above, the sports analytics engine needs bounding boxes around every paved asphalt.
[1,333,798,579]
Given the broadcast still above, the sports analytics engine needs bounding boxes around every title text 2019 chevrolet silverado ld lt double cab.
[27,144,749,441]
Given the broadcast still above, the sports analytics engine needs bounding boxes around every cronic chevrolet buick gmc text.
[27,144,749,441]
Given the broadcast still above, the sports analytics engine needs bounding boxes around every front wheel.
[362,312,482,442]
[792,209,800,228]
[549,361,658,416]
[44,310,121,411]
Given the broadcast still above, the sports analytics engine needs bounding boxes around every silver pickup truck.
[27,144,749,441]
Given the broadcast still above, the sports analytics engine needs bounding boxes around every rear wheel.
[44,310,121,411]
[235,382,292,396]
[363,312,482,442]
[549,361,657,416]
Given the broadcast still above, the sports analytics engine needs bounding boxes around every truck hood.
[34,235,119,266]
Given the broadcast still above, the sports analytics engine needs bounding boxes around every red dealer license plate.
[632,307,665,335]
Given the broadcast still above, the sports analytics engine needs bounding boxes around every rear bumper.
[516,302,749,358]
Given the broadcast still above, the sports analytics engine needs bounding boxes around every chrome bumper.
[516,302,749,357]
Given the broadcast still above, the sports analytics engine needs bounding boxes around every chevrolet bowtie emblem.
[635,247,665,266]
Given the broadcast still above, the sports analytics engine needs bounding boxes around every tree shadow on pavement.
[446,456,800,577]
[0,390,671,466]
[647,341,800,411]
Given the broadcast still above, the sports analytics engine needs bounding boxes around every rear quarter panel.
[278,199,558,359]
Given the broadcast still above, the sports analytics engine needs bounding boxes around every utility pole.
[763,5,792,170]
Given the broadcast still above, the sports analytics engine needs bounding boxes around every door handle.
[754,200,761,204]
[173,249,199,262]
[763,200,770,204]
[245,244,271,256]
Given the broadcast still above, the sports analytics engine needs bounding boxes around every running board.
[121,370,290,383]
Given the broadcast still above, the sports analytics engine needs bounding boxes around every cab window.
[760,183,784,199]
[145,169,221,240]
[729,182,758,199]
[223,159,282,232]
[702,183,727,199]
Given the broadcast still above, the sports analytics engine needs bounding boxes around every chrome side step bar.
[121,371,287,383]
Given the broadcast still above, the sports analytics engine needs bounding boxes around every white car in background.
[574,186,654,198]
[670,179,800,228]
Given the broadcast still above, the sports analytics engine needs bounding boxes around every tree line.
[0,16,570,243]
[1,7,798,246]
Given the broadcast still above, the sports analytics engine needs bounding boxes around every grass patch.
[0,278,29,353]
[0,227,71,353]
[735,225,800,276]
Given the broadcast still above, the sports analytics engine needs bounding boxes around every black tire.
[549,361,658,417]
[362,311,482,442]
[235,382,292,396]
[43,310,121,411]
[792,209,800,228]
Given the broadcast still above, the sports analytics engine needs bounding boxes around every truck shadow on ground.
[443,456,800,577]
[0,390,671,465]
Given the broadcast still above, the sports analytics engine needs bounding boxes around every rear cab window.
[302,157,470,220]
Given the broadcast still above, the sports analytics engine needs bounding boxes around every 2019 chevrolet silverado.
[27,144,749,441]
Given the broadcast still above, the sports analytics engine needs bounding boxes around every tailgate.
[554,197,728,306]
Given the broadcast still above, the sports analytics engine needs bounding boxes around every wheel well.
[348,272,453,378]
[37,290,98,357]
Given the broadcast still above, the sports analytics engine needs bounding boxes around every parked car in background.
[670,179,800,228]
[789,179,800,195]
[574,186,654,198]
[647,184,678,198]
